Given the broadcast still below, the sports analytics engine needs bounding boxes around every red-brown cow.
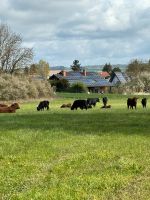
[0,103,20,113]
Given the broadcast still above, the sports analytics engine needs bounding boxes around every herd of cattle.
[0,97,147,113]
[36,97,147,111]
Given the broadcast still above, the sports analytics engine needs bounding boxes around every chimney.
[62,70,66,77]
[83,68,87,76]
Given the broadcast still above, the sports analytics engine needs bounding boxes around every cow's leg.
[135,105,137,109]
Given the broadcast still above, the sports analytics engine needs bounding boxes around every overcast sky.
[1,0,150,67]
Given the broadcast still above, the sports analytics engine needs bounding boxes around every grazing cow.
[87,98,99,107]
[102,97,108,107]
[127,97,138,109]
[37,100,49,111]
[60,103,71,108]
[0,103,20,113]
[141,98,147,108]
[71,100,87,110]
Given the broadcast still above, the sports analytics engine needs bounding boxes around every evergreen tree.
[102,63,112,74]
[112,67,121,73]
[71,60,81,71]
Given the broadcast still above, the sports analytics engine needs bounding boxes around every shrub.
[0,74,53,101]
[50,79,70,92]
[69,82,88,93]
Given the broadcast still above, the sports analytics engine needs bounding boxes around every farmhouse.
[49,69,113,93]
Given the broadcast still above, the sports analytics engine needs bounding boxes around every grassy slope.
[0,93,150,200]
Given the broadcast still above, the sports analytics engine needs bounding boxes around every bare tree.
[0,23,33,74]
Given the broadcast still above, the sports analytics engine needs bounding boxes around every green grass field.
[0,93,150,200]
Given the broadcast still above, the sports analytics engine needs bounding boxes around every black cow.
[141,98,147,108]
[102,97,108,107]
[37,100,49,111]
[87,98,99,107]
[127,97,138,109]
[71,100,87,110]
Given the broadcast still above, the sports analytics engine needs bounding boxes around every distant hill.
[83,64,127,72]
[50,64,127,72]
[50,66,67,70]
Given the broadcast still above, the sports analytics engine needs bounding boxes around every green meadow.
[0,93,150,200]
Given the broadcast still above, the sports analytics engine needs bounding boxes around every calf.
[0,103,20,113]
[60,103,71,108]
[101,105,111,109]
[87,98,99,107]
[71,100,87,110]
[141,98,147,108]
[127,97,138,109]
[37,100,49,111]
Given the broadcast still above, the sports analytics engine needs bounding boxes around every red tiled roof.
[99,71,110,77]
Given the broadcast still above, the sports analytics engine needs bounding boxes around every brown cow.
[0,104,8,107]
[0,103,20,113]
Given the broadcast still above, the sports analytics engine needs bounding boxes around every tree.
[50,79,70,91]
[29,64,39,75]
[38,60,50,79]
[112,67,121,73]
[28,60,50,79]
[102,63,112,74]
[126,59,150,77]
[24,67,30,75]
[126,59,142,77]
[0,23,33,74]
[71,60,81,71]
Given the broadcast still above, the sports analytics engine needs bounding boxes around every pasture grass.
[0,93,150,200]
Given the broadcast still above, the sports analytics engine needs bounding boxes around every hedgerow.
[0,74,53,100]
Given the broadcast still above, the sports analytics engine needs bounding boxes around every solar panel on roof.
[115,72,127,83]
[56,72,113,87]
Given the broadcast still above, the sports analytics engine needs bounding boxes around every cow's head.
[11,103,20,109]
